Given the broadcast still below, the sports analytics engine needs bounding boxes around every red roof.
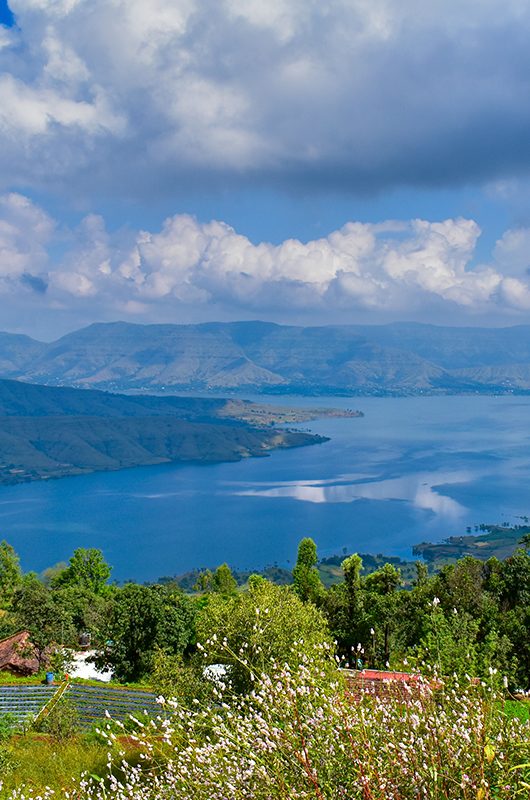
[341,668,434,701]
[0,631,40,675]
[356,669,419,682]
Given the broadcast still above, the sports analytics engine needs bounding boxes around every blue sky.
[0,1,13,26]
[1,0,530,338]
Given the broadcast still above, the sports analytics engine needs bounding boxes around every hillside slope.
[0,379,328,484]
[5,320,528,394]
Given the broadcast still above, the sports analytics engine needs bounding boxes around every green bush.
[35,697,79,740]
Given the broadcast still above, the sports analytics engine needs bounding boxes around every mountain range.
[2,321,530,394]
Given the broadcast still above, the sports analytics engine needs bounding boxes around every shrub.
[196,578,331,694]
[34,697,79,741]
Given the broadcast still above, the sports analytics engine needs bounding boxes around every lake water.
[0,395,529,582]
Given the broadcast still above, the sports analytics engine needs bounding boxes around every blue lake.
[0,395,529,581]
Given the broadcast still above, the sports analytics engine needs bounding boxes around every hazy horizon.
[6,316,530,344]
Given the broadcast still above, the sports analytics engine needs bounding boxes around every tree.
[434,556,487,617]
[0,541,22,606]
[151,649,215,707]
[364,563,401,667]
[413,561,428,587]
[97,584,196,682]
[53,584,112,644]
[292,537,323,604]
[194,564,238,595]
[498,549,530,610]
[13,575,76,668]
[194,569,214,593]
[417,602,481,678]
[212,564,237,595]
[52,548,111,594]
[342,553,363,617]
[322,554,369,661]
[41,562,68,587]
[196,579,331,693]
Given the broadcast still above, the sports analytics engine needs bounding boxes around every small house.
[341,668,430,701]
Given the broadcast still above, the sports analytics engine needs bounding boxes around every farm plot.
[0,684,57,723]
[66,684,161,730]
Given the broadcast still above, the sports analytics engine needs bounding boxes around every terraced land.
[65,684,161,730]
[0,684,56,724]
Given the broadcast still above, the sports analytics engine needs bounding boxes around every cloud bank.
[1,193,530,334]
[2,0,530,198]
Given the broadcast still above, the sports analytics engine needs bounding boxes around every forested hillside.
[0,379,328,484]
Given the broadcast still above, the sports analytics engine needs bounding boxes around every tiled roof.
[341,668,429,701]
[0,631,40,675]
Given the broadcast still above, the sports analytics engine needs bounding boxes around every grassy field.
[0,735,110,796]
[0,692,527,797]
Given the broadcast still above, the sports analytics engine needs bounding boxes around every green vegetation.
[414,523,530,565]
[0,736,111,795]
[0,378,336,485]
[0,534,530,796]
[34,696,79,740]
[96,583,196,682]
[2,532,530,688]
[4,648,530,799]
[292,537,324,603]
[195,577,330,694]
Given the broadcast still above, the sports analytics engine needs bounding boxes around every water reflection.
[231,469,478,519]
[0,395,528,580]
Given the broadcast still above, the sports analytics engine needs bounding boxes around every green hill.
[0,379,329,485]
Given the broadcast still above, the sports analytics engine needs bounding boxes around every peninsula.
[0,379,359,485]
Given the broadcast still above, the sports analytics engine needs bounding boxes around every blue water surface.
[0,395,528,581]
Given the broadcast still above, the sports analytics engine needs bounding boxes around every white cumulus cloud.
[2,193,530,329]
[0,193,53,288]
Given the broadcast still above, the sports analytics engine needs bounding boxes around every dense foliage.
[1,535,530,797]
[2,536,530,688]
[8,647,530,799]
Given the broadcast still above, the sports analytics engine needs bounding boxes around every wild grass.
[0,735,109,797]
[4,643,530,799]
[2,643,530,799]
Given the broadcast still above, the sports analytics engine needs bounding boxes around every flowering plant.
[8,637,530,800]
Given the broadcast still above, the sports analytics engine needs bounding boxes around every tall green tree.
[0,541,22,606]
[342,553,363,618]
[292,537,323,604]
[98,584,196,682]
[322,554,368,661]
[52,548,111,594]
[53,585,112,644]
[212,564,238,595]
[364,563,401,667]
[13,575,76,667]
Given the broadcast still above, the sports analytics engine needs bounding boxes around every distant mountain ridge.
[2,320,530,394]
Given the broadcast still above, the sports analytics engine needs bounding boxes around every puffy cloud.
[2,193,530,325]
[493,228,530,277]
[1,0,530,196]
[0,193,53,290]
